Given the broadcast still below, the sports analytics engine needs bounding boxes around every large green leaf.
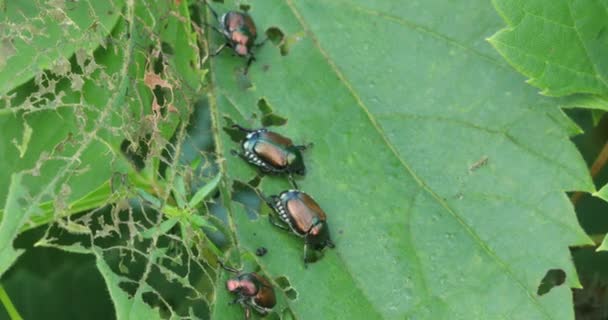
[0,0,124,95]
[207,0,593,318]
[1,1,206,318]
[489,0,608,97]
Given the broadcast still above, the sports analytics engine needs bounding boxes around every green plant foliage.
[0,0,125,95]
[207,0,593,318]
[489,0,608,97]
[0,0,604,319]
[1,0,217,318]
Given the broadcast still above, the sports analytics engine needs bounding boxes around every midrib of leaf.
[211,81,382,318]
[284,0,554,317]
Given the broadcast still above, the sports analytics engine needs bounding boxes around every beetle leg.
[203,21,225,38]
[303,242,310,269]
[219,260,241,274]
[268,215,290,231]
[326,239,336,248]
[202,0,220,21]
[244,306,251,320]
[288,174,299,189]
[262,195,279,211]
[230,149,253,165]
[211,42,230,57]
[231,124,254,133]
[295,142,314,151]
[254,37,269,48]
[244,55,256,75]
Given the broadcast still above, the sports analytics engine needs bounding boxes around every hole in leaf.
[257,98,287,127]
[119,281,138,297]
[537,269,566,295]
[120,135,151,170]
[247,175,262,188]
[239,3,251,12]
[265,27,285,46]
[278,31,304,56]
[222,116,246,142]
[274,276,291,289]
[161,42,174,55]
[285,288,298,300]
[232,180,262,220]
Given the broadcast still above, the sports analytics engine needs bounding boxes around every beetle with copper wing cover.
[231,125,309,187]
[220,262,276,320]
[265,189,335,267]
[204,1,267,74]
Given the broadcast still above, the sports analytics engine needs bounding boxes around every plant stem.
[571,141,608,205]
[0,284,23,320]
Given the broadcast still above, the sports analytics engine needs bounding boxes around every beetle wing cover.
[286,194,327,234]
[298,193,327,220]
[264,131,293,146]
[251,273,276,308]
[254,140,290,168]
[242,14,258,40]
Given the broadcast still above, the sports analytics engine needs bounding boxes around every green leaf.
[140,218,179,239]
[207,0,593,318]
[188,174,222,208]
[0,0,130,211]
[95,252,163,320]
[489,0,608,97]
[0,174,30,276]
[0,0,125,95]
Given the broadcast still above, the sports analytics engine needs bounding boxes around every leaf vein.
[285,2,554,316]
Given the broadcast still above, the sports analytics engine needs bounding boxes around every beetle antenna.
[268,215,290,231]
[254,37,269,48]
[231,124,253,132]
[202,0,220,21]
[211,42,229,56]
[244,55,256,75]
[218,260,241,274]
[296,142,314,151]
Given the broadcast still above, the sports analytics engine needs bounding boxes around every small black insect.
[255,247,268,257]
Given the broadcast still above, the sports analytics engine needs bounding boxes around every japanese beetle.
[265,189,335,267]
[220,262,276,320]
[231,124,309,187]
[204,1,267,74]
